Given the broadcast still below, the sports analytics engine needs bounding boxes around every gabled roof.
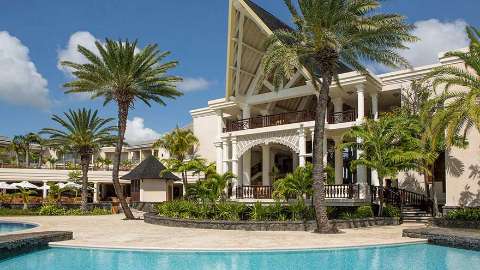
[120,155,179,181]
[243,0,291,31]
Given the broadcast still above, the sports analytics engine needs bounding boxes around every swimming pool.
[0,221,36,234]
[0,243,478,270]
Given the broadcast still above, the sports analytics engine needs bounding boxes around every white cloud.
[0,31,50,109]
[401,19,469,67]
[124,117,161,145]
[57,31,99,75]
[178,77,213,92]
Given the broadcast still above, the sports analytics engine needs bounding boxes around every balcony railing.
[235,184,360,200]
[327,110,357,124]
[225,111,315,132]
[224,109,358,132]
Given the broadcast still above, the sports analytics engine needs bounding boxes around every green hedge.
[156,201,387,222]
[446,208,480,221]
[156,200,315,221]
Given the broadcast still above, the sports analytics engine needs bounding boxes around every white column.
[356,137,368,199]
[371,93,379,120]
[371,170,380,186]
[231,137,239,197]
[241,104,251,119]
[334,137,343,185]
[242,149,251,186]
[93,182,99,203]
[222,138,229,174]
[298,126,306,167]
[42,181,48,199]
[215,141,223,174]
[332,97,343,123]
[139,150,143,161]
[262,144,271,186]
[356,85,365,123]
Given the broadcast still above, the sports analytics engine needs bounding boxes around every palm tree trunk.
[112,102,134,219]
[182,171,187,196]
[80,153,90,211]
[15,152,19,167]
[311,70,336,233]
[430,164,439,217]
[378,176,385,216]
[38,147,43,168]
[26,148,30,168]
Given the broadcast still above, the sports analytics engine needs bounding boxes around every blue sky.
[0,0,478,143]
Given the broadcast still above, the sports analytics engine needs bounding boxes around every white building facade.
[190,0,478,210]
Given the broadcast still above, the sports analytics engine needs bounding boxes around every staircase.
[401,206,433,224]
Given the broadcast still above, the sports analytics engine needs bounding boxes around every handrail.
[370,186,432,212]
[235,184,360,200]
[224,109,359,132]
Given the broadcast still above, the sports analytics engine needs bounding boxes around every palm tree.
[260,0,417,232]
[273,163,313,200]
[9,136,25,167]
[154,127,199,195]
[207,172,236,201]
[399,82,457,216]
[61,39,182,219]
[426,26,480,145]
[341,114,422,215]
[23,132,40,168]
[47,157,59,169]
[41,108,116,211]
[17,188,37,210]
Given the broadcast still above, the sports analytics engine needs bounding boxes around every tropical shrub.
[38,204,66,216]
[355,205,374,218]
[446,208,480,221]
[383,205,401,217]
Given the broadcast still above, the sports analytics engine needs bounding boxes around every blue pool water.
[0,243,479,270]
[0,221,36,234]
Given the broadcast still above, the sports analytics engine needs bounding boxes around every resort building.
[190,0,478,211]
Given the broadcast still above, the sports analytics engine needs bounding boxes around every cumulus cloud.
[0,31,50,109]
[177,77,213,92]
[124,117,161,145]
[57,31,99,75]
[401,19,469,67]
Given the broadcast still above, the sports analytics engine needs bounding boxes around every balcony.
[235,184,360,200]
[224,110,357,132]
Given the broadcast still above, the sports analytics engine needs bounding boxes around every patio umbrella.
[11,181,40,189]
[0,182,17,190]
[59,182,82,189]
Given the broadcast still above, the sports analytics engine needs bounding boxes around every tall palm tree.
[41,108,116,211]
[9,135,25,167]
[341,114,422,215]
[426,26,480,145]
[61,39,182,219]
[154,127,199,195]
[400,82,456,216]
[260,0,417,232]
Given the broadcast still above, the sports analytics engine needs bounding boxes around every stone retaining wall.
[144,213,400,231]
[0,231,73,259]
[403,228,480,251]
[433,218,480,230]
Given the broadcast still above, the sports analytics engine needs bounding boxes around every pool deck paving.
[0,215,427,250]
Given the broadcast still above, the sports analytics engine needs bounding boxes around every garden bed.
[144,212,400,231]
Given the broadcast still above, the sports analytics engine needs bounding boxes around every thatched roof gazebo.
[121,155,180,202]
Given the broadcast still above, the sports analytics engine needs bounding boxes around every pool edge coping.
[48,239,428,252]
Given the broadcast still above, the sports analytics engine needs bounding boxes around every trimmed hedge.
[446,208,480,221]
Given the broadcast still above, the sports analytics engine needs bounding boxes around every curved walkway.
[0,215,426,250]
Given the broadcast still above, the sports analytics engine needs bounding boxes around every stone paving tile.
[1,215,426,250]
